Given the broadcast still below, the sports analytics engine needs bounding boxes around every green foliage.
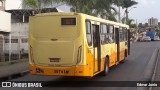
[23,0,138,22]
[112,0,124,6]
[156,30,160,37]
[130,24,137,28]
[23,0,54,13]
[121,0,138,8]
[122,17,136,28]
[56,0,118,21]
[120,0,138,25]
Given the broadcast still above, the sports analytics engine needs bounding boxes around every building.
[0,11,11,61]
[0,0,66,61]
[5,8,63,56]
[0,0,11,61]
[0,0,5,10]
[5,0,22,10]
[138,23,143,28]
[5,0,70,11]
[148,17,158,26]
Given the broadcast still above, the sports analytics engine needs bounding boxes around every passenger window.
[108,25,114,43]
[123,27,127,41]
[119,27,123,41]
[100,24,108,44]
[86,21,92,46]
[120,27,127,41]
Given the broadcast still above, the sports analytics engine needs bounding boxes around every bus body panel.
[30,64,91,76]
[119,41,126,61]
[29,12,129,77]
[101,43,116,67]
[29,14,82,66]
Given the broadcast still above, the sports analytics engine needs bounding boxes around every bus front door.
[115,28,120,63]
[92,24,101,73]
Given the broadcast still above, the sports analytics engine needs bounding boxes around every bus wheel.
[101,57,109,76]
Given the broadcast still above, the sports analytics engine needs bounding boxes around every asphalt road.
[2,41,160,90]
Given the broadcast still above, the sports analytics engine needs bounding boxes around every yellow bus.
[29,12,130,77]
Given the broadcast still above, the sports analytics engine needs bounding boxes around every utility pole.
[9,34,11,62]
[125,7,137,25]
[18,23,21,60]
[136,19,138,40]
[118,6,121,23]
[125,9,128,25]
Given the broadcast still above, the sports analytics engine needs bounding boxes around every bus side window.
[108,25,114,43]
[93,25,97,47]
[86,21,92,46]
[119,27,123,41]
[120,27,127,41]
[100,24,108,44]
[123,27,127,41]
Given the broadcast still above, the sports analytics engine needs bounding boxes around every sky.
[4,0,160,24]
[129,0,160,23]
[57,0,160,24]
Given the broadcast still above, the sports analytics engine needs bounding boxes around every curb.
[0,70,29,81]
[149,48,160,90]
[143,49,159,81]
[0,59,28,66]
[136,49,159,90]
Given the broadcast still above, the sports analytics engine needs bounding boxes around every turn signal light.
[30,46,35,64]
[76,45,82,64]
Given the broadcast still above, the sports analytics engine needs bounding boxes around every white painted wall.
[11,23,28,36]
[4,23,29,54]
[0,11,11,32]
[5,0,22,10]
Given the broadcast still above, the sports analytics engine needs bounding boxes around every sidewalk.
[152,49,160,90]
[0,60,29,79]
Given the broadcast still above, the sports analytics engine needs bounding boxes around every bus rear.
[29,13,90,76]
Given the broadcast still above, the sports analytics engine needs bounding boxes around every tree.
[23,0,58,13]
[24,0,119,21]
[121,0,138,24]
[122,17,136,28]
[56,0,118,21]
[94,0,118,21]
[112,0,124,6]
[24,0,137,22]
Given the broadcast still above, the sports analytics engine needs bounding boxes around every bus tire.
[101,57,109,76]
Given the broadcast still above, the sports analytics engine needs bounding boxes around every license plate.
[53,70,69,74]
